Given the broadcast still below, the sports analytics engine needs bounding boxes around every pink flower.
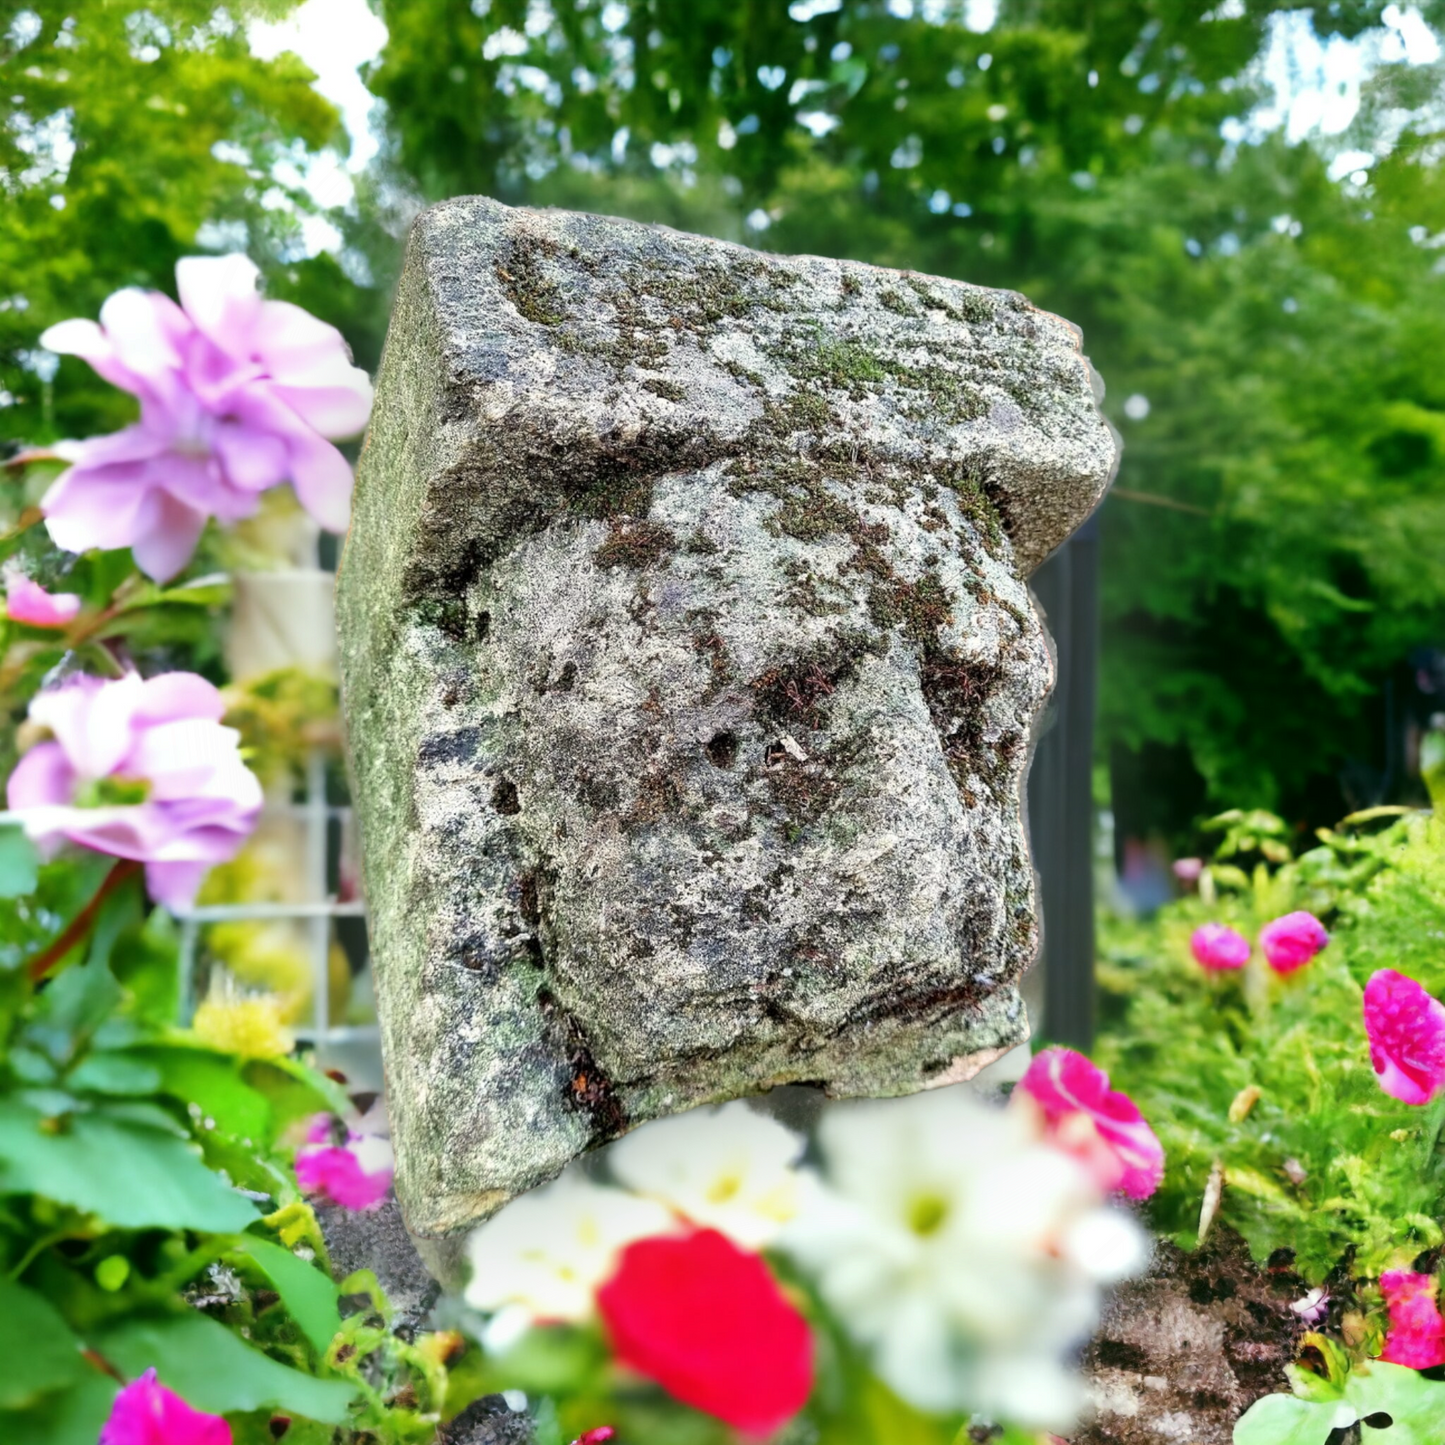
[1363,970,1445,1106]
[1172,857,1203,883]
[101,1368,231,1445]
[5,672,261,909]
[571,1432,616,1445]
[296,1142,393,1211]
[1190,922,1251,972]
[1015,1047,1165,1200]
[597,1228,814,1437]
[1379,1271,1445,1369]
[3,571,82,628]
[1259,911,1329,975]
[40,255,372,582]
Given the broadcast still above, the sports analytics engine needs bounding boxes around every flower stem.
[26,858,142,981]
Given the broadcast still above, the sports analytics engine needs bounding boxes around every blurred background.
[4,0,1445,1048]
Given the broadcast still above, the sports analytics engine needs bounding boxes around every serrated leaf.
[0,1278,85,1409]
[0,1101,256,1231]
[95,1312,357,1423]
[236,1236,342,1352]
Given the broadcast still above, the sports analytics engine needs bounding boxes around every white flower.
[607,1100,805,1249]
[779,1086,1149,1429]
[464,1170,673,1324]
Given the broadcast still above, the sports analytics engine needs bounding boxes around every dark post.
[1026,513,1101,1051]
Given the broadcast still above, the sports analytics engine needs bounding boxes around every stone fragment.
[337,197,1116,1238]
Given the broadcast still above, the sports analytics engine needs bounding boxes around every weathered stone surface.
[337,196,1116,1238]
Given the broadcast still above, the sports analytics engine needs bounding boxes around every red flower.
[597,1228,813,1438]
[572,1432,616,1445]
[1379,1271,1445,1369]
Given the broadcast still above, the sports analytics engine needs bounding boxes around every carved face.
[338,197,1114,1235]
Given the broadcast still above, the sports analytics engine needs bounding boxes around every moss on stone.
[593,519,678,570]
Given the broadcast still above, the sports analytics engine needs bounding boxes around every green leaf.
[235,1236,342,1353]
[1349,1361,1445,1442]
[0,827,38,900]
[139,1045,274,1143]
[0,1278,85,1409]
[66,1051,163,1096]
[0,1101,257,1231]
[0,1374,118,1445]
[1233,1391,1346,1445]
[95,1312,358,1423]
[29,957,121,1058]
[243,1055,349,1135]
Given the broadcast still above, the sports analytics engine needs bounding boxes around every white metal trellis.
[0,751,379,1065]
[174,751,377,1053]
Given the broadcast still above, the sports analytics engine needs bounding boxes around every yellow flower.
[191,977,294,1059]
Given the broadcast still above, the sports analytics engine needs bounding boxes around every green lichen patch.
[642,377,688,402]
[495,234,567,326]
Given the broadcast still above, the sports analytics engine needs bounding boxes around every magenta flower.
[296,1144,393,1211]
[1259,910,1329,975]
[1364,970,1445,1106]
[5,672,262,909]
[39,255,373,582]
[1015,1047,1165,1199]
[1379,1271,1445,1369]
[101,1368,231,1445]
[3,571,82,628]
[1190,922,1251,972]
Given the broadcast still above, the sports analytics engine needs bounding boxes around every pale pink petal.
[1364,970,1445,1106]
[1260,911,1329,975]
[1190,923,1251,971]
[6,742,75,811]
[212,421,289,492]
[286,431,354,533]
[129,493,209,583]
[135,674,226,727]
[95,288,192,396]
[254,299,373,436]
[4,574,82,627]
[100,1366,232,1445]
[143,860,210,912]
[175,254,263,361]
[10,673,260,906]
[41,427,172,555]
[30,673,142,780]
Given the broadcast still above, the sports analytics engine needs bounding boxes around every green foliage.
[1234,1349,1445,1445]
[1097,808,1445,1281]
[0,1,367,448]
